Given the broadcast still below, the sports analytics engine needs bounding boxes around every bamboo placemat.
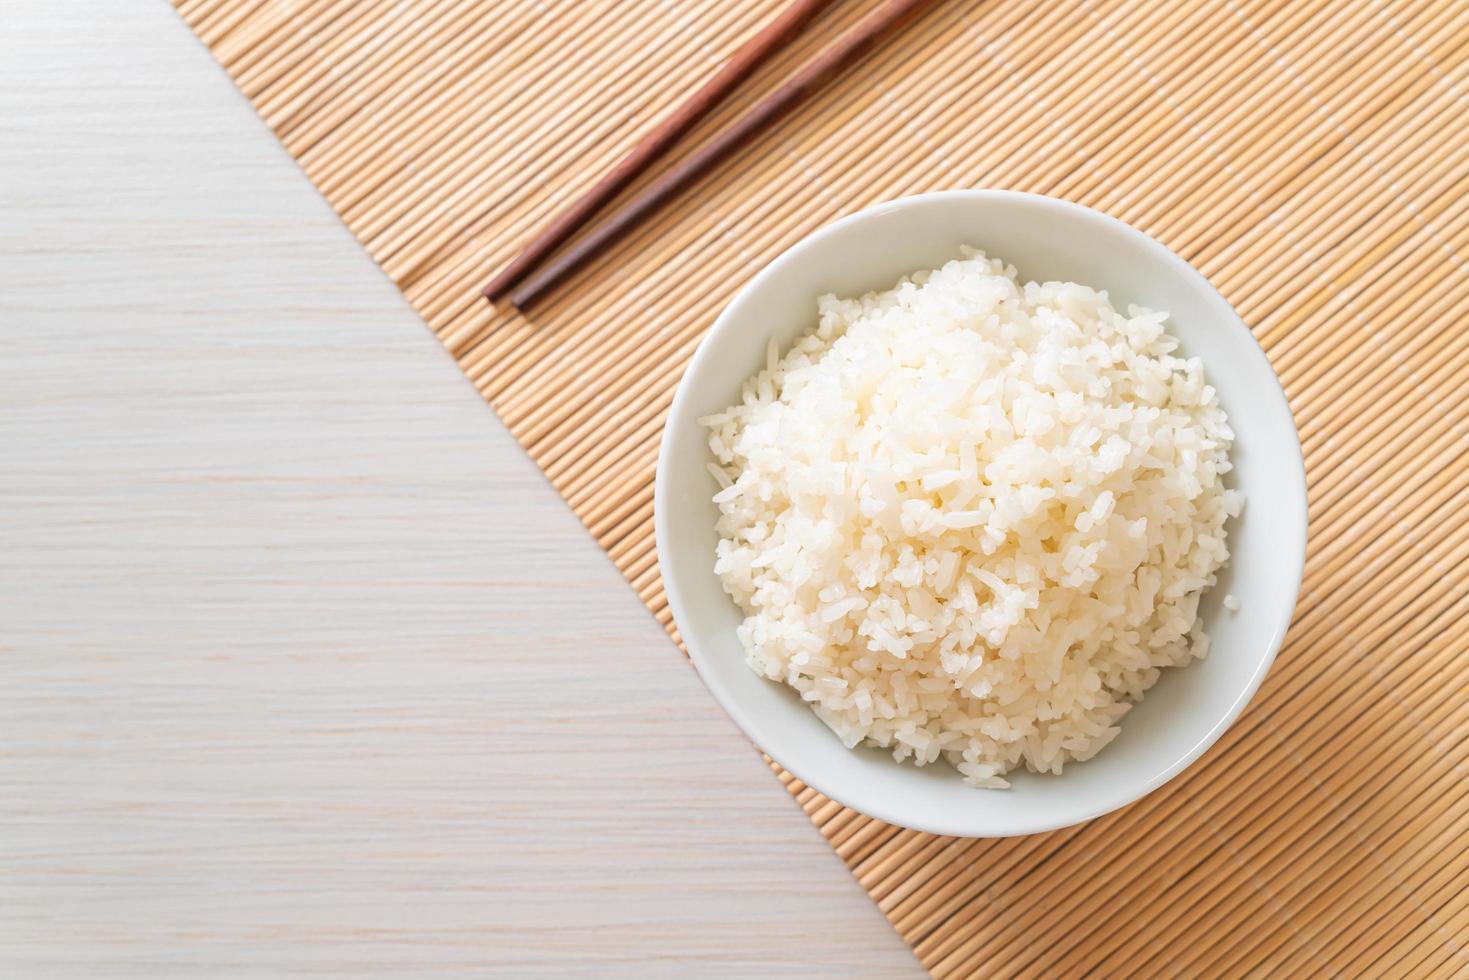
[174,0,1469,973]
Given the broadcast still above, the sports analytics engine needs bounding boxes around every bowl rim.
[654,189,1307,837]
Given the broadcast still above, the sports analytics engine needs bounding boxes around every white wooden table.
[0,3,918,975]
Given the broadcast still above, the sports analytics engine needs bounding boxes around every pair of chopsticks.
[482,0,936,309]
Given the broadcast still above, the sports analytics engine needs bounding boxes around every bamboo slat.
[172,0,1469,974]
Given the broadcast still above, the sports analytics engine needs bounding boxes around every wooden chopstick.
[481,0,839,302]
[490,0,938,309]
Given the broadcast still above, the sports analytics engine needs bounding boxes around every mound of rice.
[701,250,1240,788]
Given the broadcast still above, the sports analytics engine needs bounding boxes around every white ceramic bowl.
[655,191,1306,838]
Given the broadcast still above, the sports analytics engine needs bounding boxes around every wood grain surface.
[0,2,918,975]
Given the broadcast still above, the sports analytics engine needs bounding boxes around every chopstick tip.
[507,285,537,310]
[482,264,523,302]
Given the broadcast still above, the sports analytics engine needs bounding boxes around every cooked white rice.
[701,250,1240,788]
